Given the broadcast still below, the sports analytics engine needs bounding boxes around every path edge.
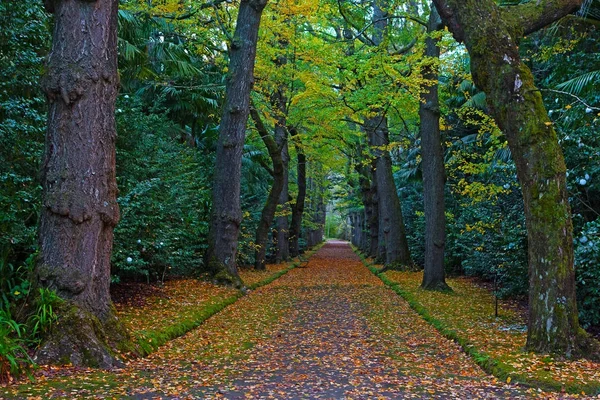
[350,245,598,396]
[134,242,326,356]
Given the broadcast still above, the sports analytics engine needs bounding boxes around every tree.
[433,0,599,357]
[35,0,134,367]
[250,103,287,270]
[289,127,307,258]
[204,0,269,286]
[419,5,449,291]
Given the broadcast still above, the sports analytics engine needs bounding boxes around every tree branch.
[501,0,582,36]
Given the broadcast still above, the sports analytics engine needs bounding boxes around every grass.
[352,247,600,395]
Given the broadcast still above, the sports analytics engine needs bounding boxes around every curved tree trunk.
[434,0,599,357]
[366,116,413,268]
[36,0,134,368]
[251,108,286,270]
[275,142,290,262]
[420,5,449,291]
[204,0,268,287]
[289,130,306,258]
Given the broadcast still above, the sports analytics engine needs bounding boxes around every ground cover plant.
[368,263,600,394]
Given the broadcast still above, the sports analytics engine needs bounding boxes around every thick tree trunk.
[36,0,134,368]
[251,108,286,270]
[204,0,268,287]
[434,0,599,357]
[275,142,290,262]
[366,116,413,268]
[289,131,306,257]
[356,164,379,258]
[420,6,449,291]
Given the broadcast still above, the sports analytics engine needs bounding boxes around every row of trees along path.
[5,242,538,398]
[28,0,600,378]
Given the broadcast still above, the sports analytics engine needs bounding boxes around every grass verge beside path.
[119,244,324,356]
[352,247,600,396]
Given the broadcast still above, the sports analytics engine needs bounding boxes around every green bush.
[112,102,213,281]
[575,218,600,328]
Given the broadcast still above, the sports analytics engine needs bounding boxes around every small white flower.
[580,236,588,243]
[585,173,590,180]
[579,178,587,185]
[160,242,164,246]
[586,107,593,114]
[503,184,510,190]
[137,239,141,244]
[579,142,584,148]
[555,98,559,104]
[124,95,130,99]
[126,257,133,263]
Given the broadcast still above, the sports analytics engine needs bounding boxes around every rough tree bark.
[250,106,286,270]
[36,0,135,368]
[366,116,413,268]
[289,128,306,258]
[364,0,413,269]
[275,142,290,262]
[433,0,599,357]
[356,162,379,258]
[420,5,450,291]
[204,0,268,287]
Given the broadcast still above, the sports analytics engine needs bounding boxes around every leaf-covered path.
[5,241,542,399]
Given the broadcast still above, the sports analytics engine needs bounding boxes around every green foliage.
[112,100,214,281]
[575,219,600,328]
[27,288,60,343]
[0,1,48,270]
[0,310,30,382]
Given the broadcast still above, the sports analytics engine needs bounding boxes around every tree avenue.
[2,0,600,380]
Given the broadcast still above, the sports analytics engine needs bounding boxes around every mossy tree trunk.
[275,142,291,262]
[366,116,413,268]
[289,128,307,258]
[356,162,379,258]
[204,0,268,287]
[250,105,286,270]
[433,0,598,357]
[37,0,135,368]
[420,5,450,291]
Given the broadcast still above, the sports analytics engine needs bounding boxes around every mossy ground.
[356,249,600,395]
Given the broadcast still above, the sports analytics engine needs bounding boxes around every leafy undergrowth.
[362,255,600,395]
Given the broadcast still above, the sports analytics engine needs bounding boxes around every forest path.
[135,241,528,399]
[5,241,532,399]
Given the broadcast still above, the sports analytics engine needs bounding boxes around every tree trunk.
[356,163,379,258]
[275,142,290,262]
[251,108,286,270]
[289,130,306,257]
[420,5,449,291]
[204,0,268,287]
[366,116,413,269]
[36,0,135,368]
[434,0,599,357]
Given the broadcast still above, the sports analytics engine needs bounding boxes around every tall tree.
[289,128,307,258]
[433,0,599,357]
[204,0,269,286]
[275,142,291,262]
[36,0,134,367]
[251,101,287,270]
[365,0,413,269]
[420,5,449,291]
